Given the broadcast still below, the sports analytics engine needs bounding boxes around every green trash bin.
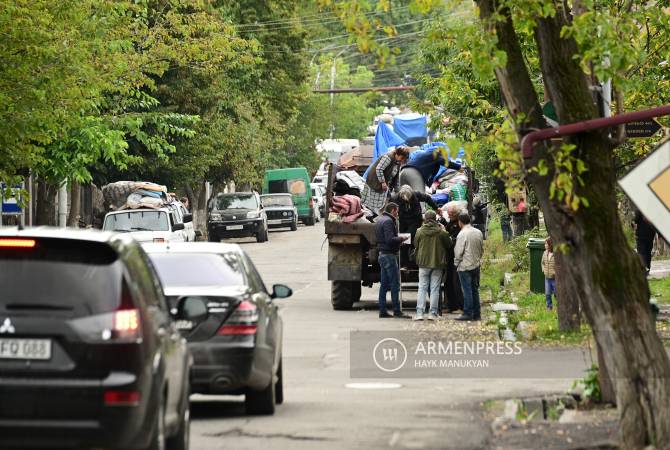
[527,238,546,294]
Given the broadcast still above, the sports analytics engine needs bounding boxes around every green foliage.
[572,364,602,403]
[509,228,544,272]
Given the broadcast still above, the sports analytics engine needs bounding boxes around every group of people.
[362,145,481,321]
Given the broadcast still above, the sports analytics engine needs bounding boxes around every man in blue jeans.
[453,212,484,321]
[375,203,410,319]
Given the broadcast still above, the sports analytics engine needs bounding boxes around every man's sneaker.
[413,314,424,321]
[393,312,411,319]
[455,314,473,321]
[472,316,481,321]
[379,311,392,318]
[427,313,439,321]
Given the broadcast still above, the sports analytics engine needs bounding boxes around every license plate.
[267,219,281,225]
[0,338,52,360]
[226,225,243,230]
[175,320,194,330]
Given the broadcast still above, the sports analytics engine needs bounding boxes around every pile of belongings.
[103,181,168,210]
[332,169,364,197]
[430,169,469,206]
[329,194,364,223]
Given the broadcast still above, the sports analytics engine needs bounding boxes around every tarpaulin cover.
[405,142,466,186]
[363,121,405,180]
[393,113,428,141]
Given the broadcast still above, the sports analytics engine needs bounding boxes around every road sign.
[625,119,662,138]
[1,183,22,215]
[619,140,670,242]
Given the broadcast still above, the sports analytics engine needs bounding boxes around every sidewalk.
[649,258,670,279]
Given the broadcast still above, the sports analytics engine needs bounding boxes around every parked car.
[143,242,292,415]
[311,186,326,218]
[263,167,316,226]
[208,192,269,243]
[102,201,195,243]
[0,228,192,450]
[260,194,298,231]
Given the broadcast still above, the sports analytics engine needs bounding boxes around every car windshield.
[149,252,246,288]
[268,179,306,196]
[0,239,124,318]
[215,194,257,210]
[261,195,293,207]
[103,210,169,232]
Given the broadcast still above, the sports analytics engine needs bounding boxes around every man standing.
[413,210,452,320]
[441,202,465,313]
[454,212,484,321]
[375,203,410,319]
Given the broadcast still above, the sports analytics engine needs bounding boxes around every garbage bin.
[527,238,546,294]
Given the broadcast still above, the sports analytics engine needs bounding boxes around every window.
[215,194,258,210]
[103,211,169,232]
[261,195,293,207]
[149,252,246,288]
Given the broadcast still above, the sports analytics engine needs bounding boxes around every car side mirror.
[183,213,193,223]
[172,223,185,231]
[271,284,292,299]
[176,296,208,321]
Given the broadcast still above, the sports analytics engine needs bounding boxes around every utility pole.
[329,49,347,139]
[58,181,67,227]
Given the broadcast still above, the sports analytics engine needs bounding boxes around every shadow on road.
[190,397,246,418]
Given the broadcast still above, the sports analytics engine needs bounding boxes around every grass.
[649,277,670,304]
[481,216,590,345]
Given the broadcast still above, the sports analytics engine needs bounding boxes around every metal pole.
[27,174,32,226]
[58,181,68,227]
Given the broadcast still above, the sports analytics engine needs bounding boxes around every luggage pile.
[102,181,170,211]
[430,169,469,206]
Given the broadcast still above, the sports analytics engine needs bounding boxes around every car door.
[241,252,281,367]
[180,205,196,241]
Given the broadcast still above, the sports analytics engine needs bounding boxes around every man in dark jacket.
[375,203,410,318]
[414,210,453,320]
[440,202,466,313]
[389,185,441,267]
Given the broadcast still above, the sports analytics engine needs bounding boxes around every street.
[189,223,590,450]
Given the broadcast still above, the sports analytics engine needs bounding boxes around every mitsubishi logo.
[0,318,15,334]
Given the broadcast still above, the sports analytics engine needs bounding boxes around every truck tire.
[331,281,361,310]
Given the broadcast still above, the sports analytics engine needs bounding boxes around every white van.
[102,204,195,243]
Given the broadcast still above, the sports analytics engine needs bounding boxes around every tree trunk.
[186,181,208,240]
[67,181,81,228]
[35,180,57,226]
[476,2,670,447]
[553,251,581,331]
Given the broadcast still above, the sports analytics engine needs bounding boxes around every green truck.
[263,167,317,226]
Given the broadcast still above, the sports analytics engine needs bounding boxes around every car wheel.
[166,385,190,450]
[290,220,297,231]
[208,232,219,242]
[147,396,166,450]
[275,358,284,405]
[305,215,315,226]
[256,227,268,243]
[245,378,276,415]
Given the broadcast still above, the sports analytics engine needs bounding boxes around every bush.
[509,228,544,272]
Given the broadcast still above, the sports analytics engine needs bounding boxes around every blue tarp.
[363,121,405,180]
[405,142,466,186]
[393,114,428,142]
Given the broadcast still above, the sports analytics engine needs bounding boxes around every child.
[541,237,556,310]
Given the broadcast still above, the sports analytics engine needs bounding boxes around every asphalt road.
[190,222,590,450]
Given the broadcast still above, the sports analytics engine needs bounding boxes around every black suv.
[208,192,269,243]
[0,229,193,450]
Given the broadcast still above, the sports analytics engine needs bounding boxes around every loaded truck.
[324,152,479,310]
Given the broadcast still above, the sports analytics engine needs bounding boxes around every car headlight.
[210,213,222,221]
[247,211,260,219]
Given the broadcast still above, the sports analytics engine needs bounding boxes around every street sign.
[619,140,670,242]
[625,119,662,138]
[1,183,22,215]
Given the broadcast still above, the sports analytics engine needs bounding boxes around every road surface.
[190,222,589,450]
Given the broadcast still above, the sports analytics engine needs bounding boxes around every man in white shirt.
[453,211,484,321]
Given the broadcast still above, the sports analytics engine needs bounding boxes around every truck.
[324,150,479,310]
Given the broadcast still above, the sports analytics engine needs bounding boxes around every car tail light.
[114,309,139,332]
[309,197,314,207]
[104,390,140,406]
[0,238,36,248]
[153,238,165,243]
[217,300,258,336]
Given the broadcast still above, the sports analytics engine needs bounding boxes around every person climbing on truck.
[361,146,410,215]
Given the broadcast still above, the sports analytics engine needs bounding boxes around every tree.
[324,1,670,447]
